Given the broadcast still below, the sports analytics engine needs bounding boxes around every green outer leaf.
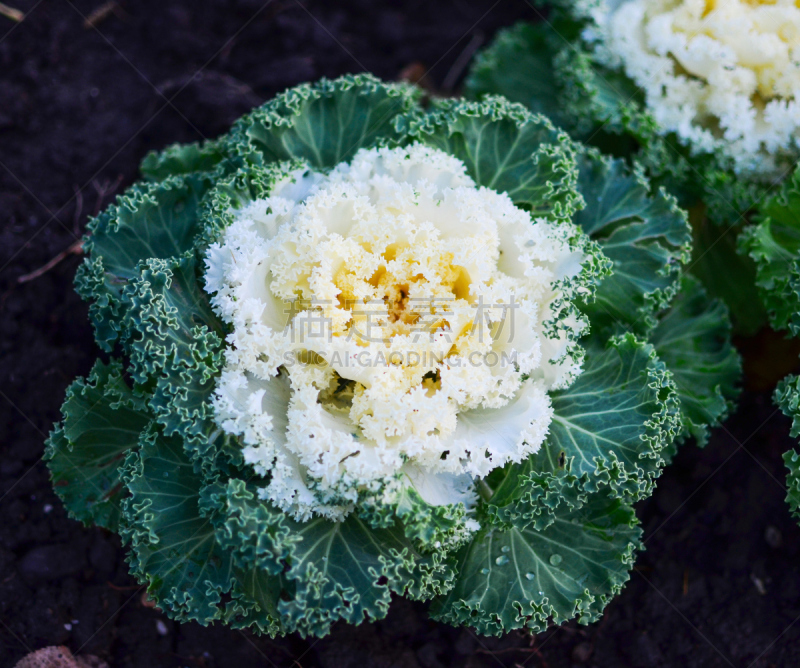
[357,484,473,554]
[116,254,225,458]
[740,167,800,336]
[575,150,691,335]
[223,564,285,635]
[464,22,566,128]
[211,479,299,576]
[692,207,766,337]
[775,376,800,519]
[430,487,640,635]
[206,474,458,637]
[45,359,150,531]
[547,334,679,497]
[121,425,240,626]
[120,254,224,383]
[277,513,456,637]
[485,463,586,533]
[467,20,657,159]
[76,172,216,350]
[783,448,800,522]
[554,33,644,130]
[741,167,800,527]
[226,73,420,170]
[121,428,286,635]
[140,139,229,182]
[651,275,741,446]
[776,375,800,440]
[207,479,291,634]
[487,333,679,530]
[399,95,581,222]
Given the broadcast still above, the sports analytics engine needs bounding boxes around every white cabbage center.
[601,0,800,173]
[204,144,586,521]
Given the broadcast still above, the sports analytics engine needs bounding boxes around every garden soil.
[2,1,800,666]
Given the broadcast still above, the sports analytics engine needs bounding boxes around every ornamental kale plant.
[46,74,739,637]
[465,0,800,333]
[739,167,800,521]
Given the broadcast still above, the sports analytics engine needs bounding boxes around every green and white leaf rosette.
[465,0,800,334]
[47,75,736,637]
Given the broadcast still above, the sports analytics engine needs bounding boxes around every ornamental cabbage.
[46,74,738,637]
[467,0,799,194]
[464,2,796,332]
[581,0,800,176]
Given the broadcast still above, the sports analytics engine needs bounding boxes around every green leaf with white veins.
[118,254,226,458]
[651,275,741,447]
[575,150,691,335]
[484,334,680,533]
[543,333,680,500]
[431,488,640,635]
[228,73,420,170]
[464,22,567,132]
[46,358,150,531]
[140,138,228,182]
[122,425,237,626]
[278,513,456,637]
[76,172,216,350]
[740,166,800,336]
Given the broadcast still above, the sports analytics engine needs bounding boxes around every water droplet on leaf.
[495,555,509,566]
[549,554,563,566]
[525,572,535,581]
[501,546,510,553]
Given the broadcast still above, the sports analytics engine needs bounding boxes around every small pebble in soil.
[156,620,168,636]
[571,642,593,663]
[751,573,767,595]
[64,623,72,631]
[43,504,53,513]
[765,525,783,549]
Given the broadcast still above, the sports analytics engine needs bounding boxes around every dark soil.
[2,1,800,666]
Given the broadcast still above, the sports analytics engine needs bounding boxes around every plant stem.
[477,478,494,502]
